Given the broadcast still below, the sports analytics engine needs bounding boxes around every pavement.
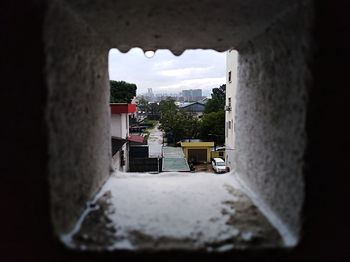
[147,123,163,158]
[193,163,215,173]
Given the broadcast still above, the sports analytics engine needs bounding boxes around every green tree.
[137,97,149,112]
[204,84,226,113]
[159,97,177,113]
[200,110,225,145]
[110,80,137,103]
[180,110,200,139]
[159,99,199,144]
[149,102,160,115]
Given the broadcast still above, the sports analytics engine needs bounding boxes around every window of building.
[228,71,232,82]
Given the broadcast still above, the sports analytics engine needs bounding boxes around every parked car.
[211,158,226,173]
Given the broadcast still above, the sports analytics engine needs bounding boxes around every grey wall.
[43,0,312,240]
[43,0,304,237]
[2,0,348,260]
[234,3,313,242]
[45,1,111,234]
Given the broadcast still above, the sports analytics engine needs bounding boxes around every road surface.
[147,123,163,158]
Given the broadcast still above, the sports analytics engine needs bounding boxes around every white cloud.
[158,66,214,78]
[108,48,226,96]
[156,77,226,94]
[152,60,176,70]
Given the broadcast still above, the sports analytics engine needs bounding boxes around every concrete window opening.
[47,46,305,252]
[44,0,312,257]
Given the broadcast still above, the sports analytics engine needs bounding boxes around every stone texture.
[44,0,312,241]
[45,1,111,234]
[1,0,348,260]
[233,2,313,242]
[62,0,302,54]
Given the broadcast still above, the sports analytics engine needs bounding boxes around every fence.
[129,157,163,172]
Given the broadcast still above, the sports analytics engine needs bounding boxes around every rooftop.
[110,103,136,114]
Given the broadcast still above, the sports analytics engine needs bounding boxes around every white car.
[211,158,226,173]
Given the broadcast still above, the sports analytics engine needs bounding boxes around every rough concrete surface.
[233,2,313,244]
[2,0,349,260]
[43,0,312,248]
[62,0,302,54]
[66,173,282,251]
[45,1,111,234]
[147,123,163,158]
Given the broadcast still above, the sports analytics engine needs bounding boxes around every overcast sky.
[108,48,226,97]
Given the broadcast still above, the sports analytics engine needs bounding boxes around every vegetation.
[110,80,137,103]
[204,84,226,113]
[158,98,199,145]
[157,84,226,146]
[148,102,160,115]
[138,84,226,146]
[142,119,158,129]
[199,110,225,145]
[143,130,151,143]
[159,97,177,113]
[137,97,149,112]
[137,98,160,120]
[200,84,226,145]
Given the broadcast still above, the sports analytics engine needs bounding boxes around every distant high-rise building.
[181,89,203,101]
[147,88,154,97]
[145,88,155,102]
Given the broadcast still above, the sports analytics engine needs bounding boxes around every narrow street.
[62,172,282,251]
[147,122,163,158]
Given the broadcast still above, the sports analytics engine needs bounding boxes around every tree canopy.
[110,80,137,103]
[204,84,226,113]
[200,84,226,145]
[137,97,149,112]
[158,98,199,144]
[159,97,177,113]
[199,110,225,145]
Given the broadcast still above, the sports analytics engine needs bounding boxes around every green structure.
[162,147,190,172]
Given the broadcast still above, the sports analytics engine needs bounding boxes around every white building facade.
[225,50,238,171]
[110,103,136,172]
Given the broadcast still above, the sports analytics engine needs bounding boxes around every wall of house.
[112,144,127,173]
[225,50,238,170]
[233,3,313,245]
[111,114,129,172]
[112,150,121,171]
[45,1,111,235]
[111,114,121,137]
[111,113,129,139]
[42,0,309,242]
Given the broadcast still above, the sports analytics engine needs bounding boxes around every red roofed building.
[110,103,136,114]
[128,135,145,144]
[110,103,137,172]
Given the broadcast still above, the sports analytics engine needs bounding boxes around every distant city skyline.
[108,48,226,97]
